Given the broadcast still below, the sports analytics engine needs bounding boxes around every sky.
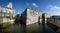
[0,0,60,15]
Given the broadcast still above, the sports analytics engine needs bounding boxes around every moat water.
[0,23,59,33]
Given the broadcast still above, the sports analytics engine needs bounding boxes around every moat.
[0,22,59,33]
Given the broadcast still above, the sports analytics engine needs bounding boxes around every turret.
[5,2,12,9]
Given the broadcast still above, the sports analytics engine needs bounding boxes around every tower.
[5,2,12,9]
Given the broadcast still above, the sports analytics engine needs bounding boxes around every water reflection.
[0,23,12,33]
[47,23,59,32]
[26,23,56,33]
[0,22,58,33]
[26,23,39,33]
[12,23,26,33]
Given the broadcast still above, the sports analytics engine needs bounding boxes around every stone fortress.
[0,2,59,26]
[20,8,50,25]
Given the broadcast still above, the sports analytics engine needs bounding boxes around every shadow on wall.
[15,14,21,23]
[38,16,40,24]
[42,13,45,25]
[14,14,26,25]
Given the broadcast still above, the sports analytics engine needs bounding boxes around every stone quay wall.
[47,18,60,28]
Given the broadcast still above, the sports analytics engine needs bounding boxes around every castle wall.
[21,8,50,25]
[26,8,43,25]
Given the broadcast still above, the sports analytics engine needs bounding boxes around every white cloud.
[48,5,60,10]
[32,3,38,7]
[44,5,60,15]
[26,2,39,7]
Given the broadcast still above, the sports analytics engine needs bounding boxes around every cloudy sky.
[0,0,60,15]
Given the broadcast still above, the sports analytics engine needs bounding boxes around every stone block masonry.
[20,8,50,25]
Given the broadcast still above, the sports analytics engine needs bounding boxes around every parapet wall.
[47,18,60,28]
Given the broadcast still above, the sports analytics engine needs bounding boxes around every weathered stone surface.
[0,2,13,24]
[26,8,43,25]
[21,8,50,25]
